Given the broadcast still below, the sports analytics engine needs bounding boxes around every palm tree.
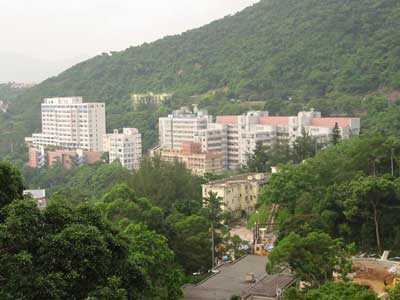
[203,191,224,269]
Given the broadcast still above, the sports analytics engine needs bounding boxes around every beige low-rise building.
[155,142,224,176]
[202,173,268,216]
[131,92,172,108]
[23,189,48,209]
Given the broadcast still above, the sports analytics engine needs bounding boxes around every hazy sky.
[0,0,258,62]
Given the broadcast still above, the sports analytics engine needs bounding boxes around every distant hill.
[1,0,400,157]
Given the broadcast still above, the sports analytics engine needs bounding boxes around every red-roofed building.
[310,117,351,127]
[213,110,359,169]
[216,115,239,124]
[258,116,290,126]
[159,109,360,171]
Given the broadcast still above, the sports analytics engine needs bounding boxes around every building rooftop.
[216,115,239,124]
[216,112,358,128]
[204,173,269,186]
[258,116,289,126]
[43,97,83,104]
[23,189,46,199]
[183,255,267,300]
[243,273,295,299]
[310,117,352,127]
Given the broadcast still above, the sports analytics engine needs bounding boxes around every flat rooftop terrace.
[183,255,267,300]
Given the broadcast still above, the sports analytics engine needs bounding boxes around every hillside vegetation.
[1,0,400,159]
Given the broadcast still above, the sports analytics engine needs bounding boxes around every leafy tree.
[283,282,377,300]
[87,277,128,300]
[224,234,249,260]
[267,232,340,285]
[246,142,270,172]
[292,129,317,163]
[0,200,143,299]
[0,161,24,208]
[202,191,224,268]
[100,184,165,232]
[166,213,212,273]
[260,136,400,253]
[0,197,183,299]
[388,285,400,300]
[130,157,202,211]
[247,140,293,172]
[332,122,341,145]
[22,162,132,203]
[123,224,184,300]
[341,176,398,254]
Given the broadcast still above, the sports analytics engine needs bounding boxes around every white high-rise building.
[159,108,361,171]
[103,128,142,170]
[28,97,106,151]
[158,106,211,150]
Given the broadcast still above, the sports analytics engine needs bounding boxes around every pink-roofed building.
[159,109,360,171]
[214,110,360,169]
[258,116,290,126]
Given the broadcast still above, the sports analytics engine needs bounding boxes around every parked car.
[389,257,400,262]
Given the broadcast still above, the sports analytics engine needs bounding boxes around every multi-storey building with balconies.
[103,128,142,170]
[158,106,211,150]
[216,110,360,169]
[159,108,360,171]
[27,97,106,152]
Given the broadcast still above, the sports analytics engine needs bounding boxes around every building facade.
[27,146,102,169]
[155,142,224,176]
[158,106,211,150]
[103,128,142,170]
[0,100,8,113]
[27,97,106,152]
[159,109,360,171]
[202,173,269,216]
[216,110,360,169]
[131,92,172,108]
[23,189,48,209]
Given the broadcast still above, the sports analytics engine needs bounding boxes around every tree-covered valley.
[2,0,400,299]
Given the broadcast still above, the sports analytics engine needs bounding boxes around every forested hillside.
[1,0,400,159]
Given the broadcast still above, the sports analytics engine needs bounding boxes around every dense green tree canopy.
[261,136,400,254]
[267,232,340,284]
[167,213,212,273]
[130,157,203,211]
[0,161,24,208]
[283,282,377,300]
[0,199,184,300]
[23,162,132,203]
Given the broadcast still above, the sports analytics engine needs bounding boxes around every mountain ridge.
[1,0,400,158]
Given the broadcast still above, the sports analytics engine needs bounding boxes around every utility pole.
[211,223,215,269]
[391,147,395,177]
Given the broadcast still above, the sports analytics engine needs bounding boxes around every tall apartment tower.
[158,106,211,150]
[29,97,106,151]
[103,128,142,170]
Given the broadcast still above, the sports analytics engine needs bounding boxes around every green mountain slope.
[2,0,400,158]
